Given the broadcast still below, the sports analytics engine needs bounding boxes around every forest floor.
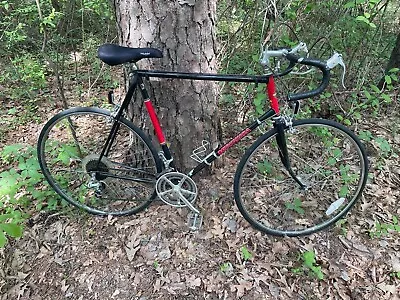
[1,72,400,300]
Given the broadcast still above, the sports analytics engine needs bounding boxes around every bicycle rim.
[234,118,368,236]
[38,107,161,215]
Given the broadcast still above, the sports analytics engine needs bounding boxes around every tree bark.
[113,0,221,172]
[379,31,400,88]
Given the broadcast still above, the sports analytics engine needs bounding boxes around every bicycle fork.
[274,116,307,190]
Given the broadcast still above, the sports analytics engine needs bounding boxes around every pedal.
[187,212,203,231]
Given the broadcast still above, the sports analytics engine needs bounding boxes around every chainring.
[155,172,197,207]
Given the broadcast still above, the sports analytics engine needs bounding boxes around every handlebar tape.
[285,53,331,101]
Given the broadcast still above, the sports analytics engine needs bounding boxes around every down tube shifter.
[274,117,307,190]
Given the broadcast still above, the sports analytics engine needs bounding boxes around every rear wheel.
[234,118,368,236]
[37,107,162,215]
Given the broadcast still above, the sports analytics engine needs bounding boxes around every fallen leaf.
[377,282,396,294]
[61,280,69,293]
[231,279,253,298]
[154,278,161,292]
[111,289,120,298]
[223,217,237,233]
[268,283,280,298]
[390,254,400,272]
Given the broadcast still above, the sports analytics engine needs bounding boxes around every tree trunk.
[113,0,221,172]
[379,31,400,88]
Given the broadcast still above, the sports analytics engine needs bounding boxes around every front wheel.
[234,118,368,237]
[37,107,162,215]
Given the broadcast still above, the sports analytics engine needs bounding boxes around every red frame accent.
[144,100,166,144]
[267,77,280,114]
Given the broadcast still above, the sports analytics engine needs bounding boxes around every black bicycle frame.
[97,69,295,179]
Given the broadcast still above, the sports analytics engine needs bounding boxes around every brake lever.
[327,52,346,89]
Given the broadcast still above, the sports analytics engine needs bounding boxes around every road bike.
[37,42,368,237]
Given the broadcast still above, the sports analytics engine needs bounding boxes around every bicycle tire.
[37,107,162,215]
[234,118,368,237]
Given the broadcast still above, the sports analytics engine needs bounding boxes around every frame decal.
[217,128,252,156]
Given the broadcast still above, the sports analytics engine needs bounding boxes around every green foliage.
[356,70,398,116]
[0,221,23,248]
[220,261,234,276]
[358,130,373,142]
[359,129,395,169]
[217,1,266,74]
[240,245,253,261]
[153,260,159,269]
[257,159,273,174]
[1,144,61,210]
[345,0,380,28]
[384,68,399,90]
[0,0,115,106]
[355,12,376,28]
[369,216,400,238]
[390,271,400,279]
[302,251,324,280]
[335,114,352,126]
[335,218,348,236]
[40,8,64,33]
[291,250,324,280]
[0,144,61,247]
[358,130,394,163]
[285,198,305,215]
[0,53,47,103]
[253,84,267,115]
[374,137,392,157]
[80,0,113,20]
[217,0,398,123]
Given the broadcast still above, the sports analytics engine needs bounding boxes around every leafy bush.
[0,144,61,247]
[292,250,324,280]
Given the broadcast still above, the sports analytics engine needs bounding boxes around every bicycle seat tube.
[136,75,174,169]
[96,73,140,167]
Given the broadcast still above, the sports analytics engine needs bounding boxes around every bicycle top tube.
[135,70,270,83]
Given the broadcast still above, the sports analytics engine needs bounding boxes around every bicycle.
[37,42,368,237]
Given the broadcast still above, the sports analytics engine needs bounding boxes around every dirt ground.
[1,88,400,299]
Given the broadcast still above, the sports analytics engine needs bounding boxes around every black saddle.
[98,44,163,66]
